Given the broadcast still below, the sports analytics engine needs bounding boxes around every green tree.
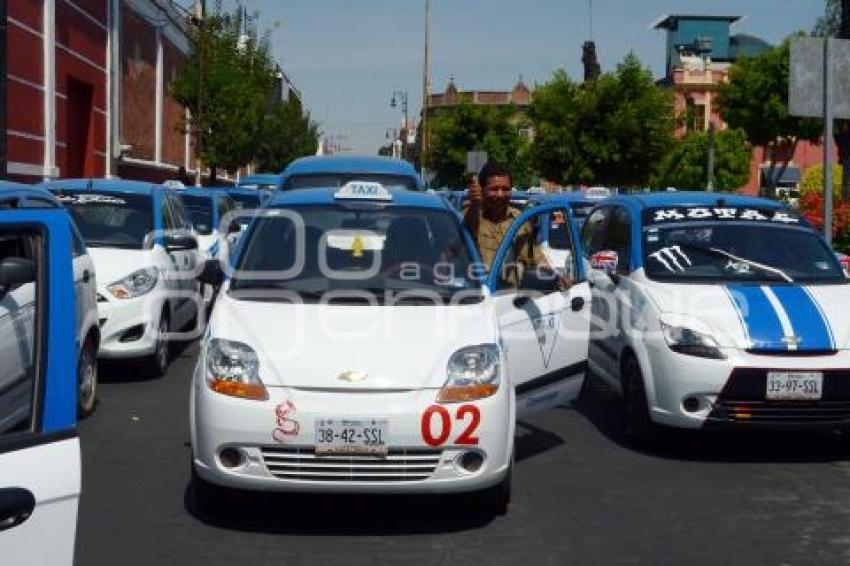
[423,103,533,188]
[255,100,319,172]
[652,129,752,191]
[171,4,276,183]
[717,40,822,198]
[530,54,675,187]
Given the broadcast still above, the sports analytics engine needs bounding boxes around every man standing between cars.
[464,161,540,270]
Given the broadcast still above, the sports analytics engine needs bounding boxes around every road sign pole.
[824,37,834,246]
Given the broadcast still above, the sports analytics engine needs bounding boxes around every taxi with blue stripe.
[190,181,591,514]
[582,192,850,442]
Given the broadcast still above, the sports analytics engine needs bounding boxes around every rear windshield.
[55,192,153,249]
[181,194,214,235]
[282,173,419,192]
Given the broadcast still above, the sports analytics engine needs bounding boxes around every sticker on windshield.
[648,246,691,272]
[56,193,127,205]
[645,207,800,225]
[325,231,385,252]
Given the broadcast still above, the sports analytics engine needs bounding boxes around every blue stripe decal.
[726,285,786,350]
[769,286,835,351]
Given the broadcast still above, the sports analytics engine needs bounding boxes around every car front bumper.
[642,342,850,430]
[191,364,513,494]
[96,291,163,360]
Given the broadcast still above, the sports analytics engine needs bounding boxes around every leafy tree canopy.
[530,54,675,188]
[652,129,752,192]
[424,104,534,188]
[255,100,319,172]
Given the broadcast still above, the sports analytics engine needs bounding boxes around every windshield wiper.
[675,243,794,283]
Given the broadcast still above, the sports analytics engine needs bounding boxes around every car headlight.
[205,338,268,401]
[660,322,726,360]
[107,267,158,299]
[437,344,500,403]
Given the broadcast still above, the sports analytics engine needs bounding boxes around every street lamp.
[390,90,409,160]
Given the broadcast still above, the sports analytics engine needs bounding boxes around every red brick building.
[1,0,192,183]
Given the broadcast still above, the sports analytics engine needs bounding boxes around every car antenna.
[87,179,93,191]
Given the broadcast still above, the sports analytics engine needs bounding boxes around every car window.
[181,194,214,235]
[55,191,154,250]
[170,195,192,231]
[70,224,87,258]
[0,229,39,435]
[161,195,177,231]
[604,207,632,271]
[582,207,611,257]
[496,211,565,292]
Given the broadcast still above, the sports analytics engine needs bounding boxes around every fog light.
[119,324,145,343]
[683,396,700,413]
[219,447,243,469]
[457,451,484,473]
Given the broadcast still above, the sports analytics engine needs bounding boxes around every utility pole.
[195,0,206,187]
[421,0,431,170]
[824,36,834,246]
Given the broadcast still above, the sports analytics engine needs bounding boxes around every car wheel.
[477,457,512,516]
[144,314,170,378]
[622,355,657,447]
[77,338,98,418]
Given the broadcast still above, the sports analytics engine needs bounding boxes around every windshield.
[55,192,153,249]
[181,194,214,235]
[230,193,261,209]
[230,205,481,302]
[644,223,846,284]
[282,173,419,192]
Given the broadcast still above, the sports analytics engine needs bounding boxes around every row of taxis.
[2,156,848,562]
[187,172,850,518]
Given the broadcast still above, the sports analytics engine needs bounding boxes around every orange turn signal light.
[436,383,498,403]
[208,378,269,401]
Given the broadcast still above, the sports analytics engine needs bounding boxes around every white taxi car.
[191,183,591,514]
[45,180,201,377]
[583,192,850,443]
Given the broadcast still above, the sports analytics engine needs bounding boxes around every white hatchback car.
[191,183,591,514]
[45,180,201,377]
[583,192,850,444]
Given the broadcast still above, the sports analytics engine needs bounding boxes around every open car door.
[486,203,591,418]
[0,210,80,566]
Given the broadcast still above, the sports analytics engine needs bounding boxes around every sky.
[199,0,828,155]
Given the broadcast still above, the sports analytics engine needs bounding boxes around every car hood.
[87,247,155,288]
[644,281,850,351]
[207,293,496,389]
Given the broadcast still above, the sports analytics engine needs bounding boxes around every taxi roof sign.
[334,181,393,201]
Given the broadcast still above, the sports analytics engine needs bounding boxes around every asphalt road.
[76,341,850,566]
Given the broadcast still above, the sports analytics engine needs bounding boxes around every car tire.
[621,355,657,447]
[77,337,98,419]
[143,313,170,378]
[478,458,512,516]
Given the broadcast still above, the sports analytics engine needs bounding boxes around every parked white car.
[45,180,201,377]
[191,183,591,515]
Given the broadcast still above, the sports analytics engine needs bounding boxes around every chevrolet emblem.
[338,370,368,383]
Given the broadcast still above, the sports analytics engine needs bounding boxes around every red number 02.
[420,404,481,447]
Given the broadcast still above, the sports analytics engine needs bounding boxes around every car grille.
[260,446,443,482]
[710,368,850,424]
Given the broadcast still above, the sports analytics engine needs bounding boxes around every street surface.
[76,341,850,566]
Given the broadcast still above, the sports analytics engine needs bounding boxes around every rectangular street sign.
[790,37,850,119]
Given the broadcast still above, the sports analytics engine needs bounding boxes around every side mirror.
[0,257,36,296]
[199,258,224,287]
[520,265,559,294]
[165,233,198,252]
